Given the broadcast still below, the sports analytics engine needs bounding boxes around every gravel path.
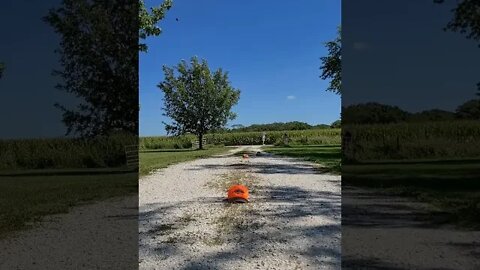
[342,186,480,269]
[139,145,341,270]
[0,196,138,269]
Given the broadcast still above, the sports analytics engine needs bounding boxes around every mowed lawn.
[139,146,228,176]
[343,160,480,228]
[263,145,341,174]
[0,171,137,237]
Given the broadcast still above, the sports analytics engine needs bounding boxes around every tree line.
[226,121,339,133]
[343,99,480,124]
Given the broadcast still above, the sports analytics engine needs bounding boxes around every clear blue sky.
[140,0,341,136]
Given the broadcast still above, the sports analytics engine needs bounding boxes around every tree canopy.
[435,0,480,46]
[139,0,172,52]
[435,0,480,96]
[159,57,240,149]
[230,121,314,132]
[320,26,341,94]
[342,99,480,124]
[44,0,138,137]
[330,120,341,128]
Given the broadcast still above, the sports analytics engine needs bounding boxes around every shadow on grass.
[139,185,341,269]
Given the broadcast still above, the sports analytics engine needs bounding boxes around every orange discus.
[227,184,249,203]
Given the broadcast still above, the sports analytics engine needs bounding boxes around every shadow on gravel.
[342,257,414,270]
[342,186,480,269]
[139,185,341,269]
[342,187,452,229]
[187,158,322,175]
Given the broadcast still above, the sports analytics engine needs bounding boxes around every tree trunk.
[198,134,204,150]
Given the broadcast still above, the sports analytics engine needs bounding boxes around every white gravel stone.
[140,145,341,270]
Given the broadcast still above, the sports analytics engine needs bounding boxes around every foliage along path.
[139,145,341,270]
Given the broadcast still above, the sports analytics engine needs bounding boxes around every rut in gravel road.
[139,146,341,270]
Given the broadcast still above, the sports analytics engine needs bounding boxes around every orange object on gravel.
[227,184,249,203]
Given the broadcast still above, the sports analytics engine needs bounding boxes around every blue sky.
[140,0,341,136]
[343,0,479,112]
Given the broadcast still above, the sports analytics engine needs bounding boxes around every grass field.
[139,146,228,176]
[343,160,480,228]
[0,171,137,237]
[263,145,341,174]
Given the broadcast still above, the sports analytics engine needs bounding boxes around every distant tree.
[409,109,456,122]
[456,99,480,119]
[231,121,313,132]
[320,26,341,94]
[231,124,245,130]
[330,120,341,128]
[343,103,411,124]
[139,0,172,52]
[44,0,138,137]
[313,124,330,129]
[0,62,4,79]
[159,57,240,149]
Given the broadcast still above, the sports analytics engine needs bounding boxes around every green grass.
[343,161,480,228]
[0,171,137,237]
[139,145,228,176]
[263,145,341,174]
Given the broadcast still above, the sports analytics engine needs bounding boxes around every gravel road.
[139,145,341,270]
[342,186,480,269]
[0,196,138,270]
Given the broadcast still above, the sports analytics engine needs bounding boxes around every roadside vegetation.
[343,160,480,229]
[342,107,480,229]
[0,133,136,170]
[0,133,138,236]
[139,145,228,176]
[0,172,136,237]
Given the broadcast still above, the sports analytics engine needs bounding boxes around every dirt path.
[139,145,341,270]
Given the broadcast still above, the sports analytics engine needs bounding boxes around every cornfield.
[0,133,137,170]
[140,129,341,150]
[343,120,480,161]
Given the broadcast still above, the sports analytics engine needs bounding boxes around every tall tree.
[139,0,172,52]
[320,26,341,94]
[435,0,480,95]
[44,0,138,137]
[159,57,240,149]
[435,0,480,46]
